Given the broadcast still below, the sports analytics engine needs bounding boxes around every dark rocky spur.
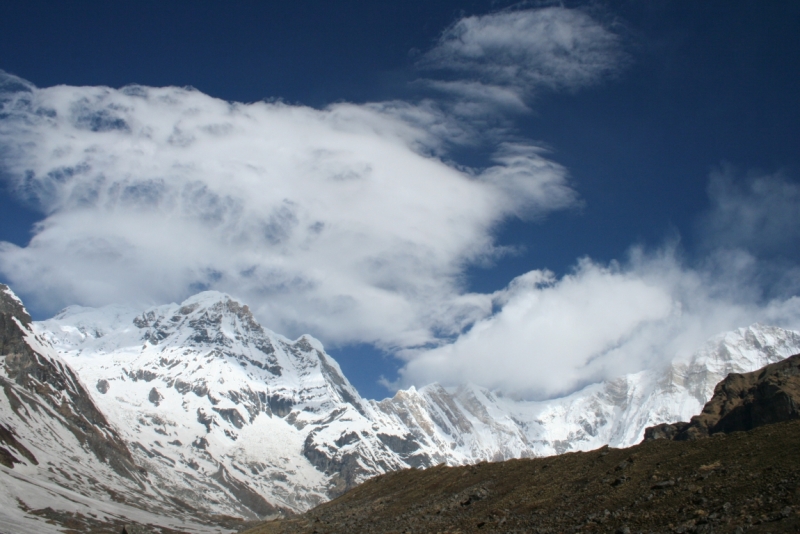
[645,352,800,441]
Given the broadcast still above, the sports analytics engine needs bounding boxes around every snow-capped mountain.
[0,285,231,534]
[375,323,800,459]
[37,292,422,516]
[5,286,799,529]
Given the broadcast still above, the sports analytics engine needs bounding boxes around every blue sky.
[1,1,799,399]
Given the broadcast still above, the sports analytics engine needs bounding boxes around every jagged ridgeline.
[2,282,800,532]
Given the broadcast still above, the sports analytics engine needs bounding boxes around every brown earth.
[241,419,800,534]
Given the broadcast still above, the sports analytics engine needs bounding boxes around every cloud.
[398,170,800,399]
[398,247,800,399]
[0,71,576,349]
[418,6,625,103]
[699,165,800,260]
[413,80,531,118]
[0,4,625,353]
[3,4,795,403]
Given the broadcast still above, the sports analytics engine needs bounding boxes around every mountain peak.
[21,286,800,527]
[125,291,271,351]
[180,289,237,308]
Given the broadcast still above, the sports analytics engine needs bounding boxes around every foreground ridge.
[646,353,800,441]
[243,420,800,534]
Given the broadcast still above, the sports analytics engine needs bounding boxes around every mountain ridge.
[3,285,800,531]
[243,348,800,534]
[36,291,800,502]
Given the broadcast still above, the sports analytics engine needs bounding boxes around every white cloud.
[0,5,624,353]
[0,72,575,349]
[419,6,624,101]
[398,167,800,399]
[3,4,796,403]
[398,245,800,399]
[413,80,531,117]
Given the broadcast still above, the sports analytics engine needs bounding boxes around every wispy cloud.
[413,80,531,116]
[418,6,625,109]
[699,165,800,259]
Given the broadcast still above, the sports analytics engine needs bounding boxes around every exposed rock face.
[645,352,800,441]
[0,284,137,477]
[0,285,244,533]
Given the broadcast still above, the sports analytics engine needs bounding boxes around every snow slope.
[375,324,800,460]
[38,292,417,515]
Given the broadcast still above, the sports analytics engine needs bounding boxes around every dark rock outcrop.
[645,352,800,441]
[0,284,139,479]
[0,421,37,467]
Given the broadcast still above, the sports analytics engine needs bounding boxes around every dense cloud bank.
[0,71,575,349]
[399,246,800,399]
[1,6,798,399]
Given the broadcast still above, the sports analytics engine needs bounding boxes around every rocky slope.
[646,352,800,441]
[246,354,800,534]
[0,284,135,476]
[243,419,800,534]
[247,350,800,534]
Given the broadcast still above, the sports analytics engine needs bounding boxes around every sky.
[1,1,799,400]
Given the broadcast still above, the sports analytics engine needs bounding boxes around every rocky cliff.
[0,284,137,477]
[645,352,800,441]
[0,285,249,533]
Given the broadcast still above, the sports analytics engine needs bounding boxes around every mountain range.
[2,284,800,532]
